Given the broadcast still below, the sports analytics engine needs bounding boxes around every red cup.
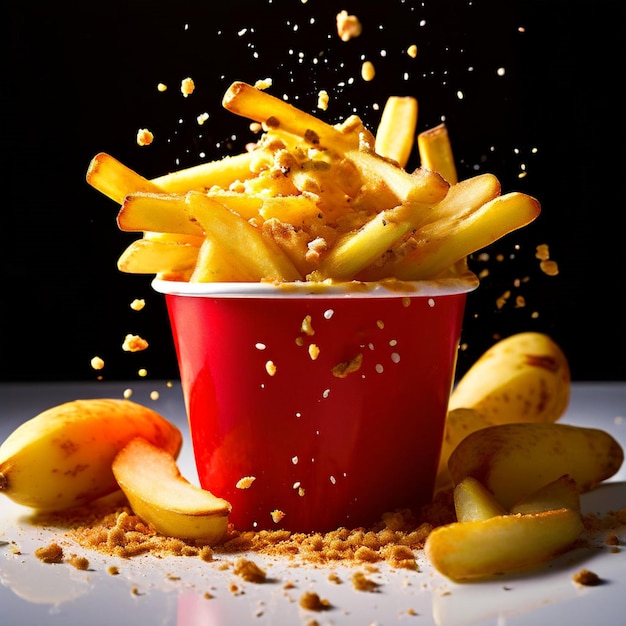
[153,277,476,532]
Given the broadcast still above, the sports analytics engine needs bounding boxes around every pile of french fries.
[86,81,540,284]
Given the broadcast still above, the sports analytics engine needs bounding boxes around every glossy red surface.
[165,291,467,532]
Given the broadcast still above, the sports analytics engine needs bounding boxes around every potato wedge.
[453,476,506,522]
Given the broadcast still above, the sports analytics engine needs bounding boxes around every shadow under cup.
[153,278,476,533]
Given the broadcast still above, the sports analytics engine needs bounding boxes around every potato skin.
[447,422,623,509]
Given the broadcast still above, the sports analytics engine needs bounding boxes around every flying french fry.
[117,239,199,275]
[375,96,418,168]
[418,123,458,185]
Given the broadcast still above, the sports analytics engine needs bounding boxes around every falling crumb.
[197,112,209,125]
[233,556,267,583]
[308,344,320,360]
[332,353,363,378]
[407,44,418,58]
[181,77,195,97]
[157,83,167,92]
[254,78,273,90]
[361,60,376,81]
[35,543,64,564]
[540,260,559,276]
[317,90,329,111]
[351,571,380,592]
[265,360,277,376]
[122,334,149,352]
[130,298,145,311]
[150,390,159,401]
[123,388,133,399]
[136,128,154,146]
[271,510,286,524]
[236,476,256,489]
[328,571,342,584]
[138,368,148,377]
[301,315,315,336]
[90,356,105,371]
[572,568,602,586]
[107,565,120,575]
[299,590,331,611]
[336,10,362,41]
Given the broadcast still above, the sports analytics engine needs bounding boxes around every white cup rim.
[152,273,479,299]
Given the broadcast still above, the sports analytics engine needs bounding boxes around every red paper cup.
[153,277,476,532]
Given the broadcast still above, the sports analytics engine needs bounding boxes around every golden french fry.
[117,239,199,274]
[375,96,418,168]
[346,149,449,206]
[118,193,204,236]
[185,191,302,282]
[143,231,205,246]
[313,202,429,281]
[189,238,253,282]
[259,195,323,227]
[390,192,541,280]
[151,151,256,192]
[87,153,164,204]
[223,81,359,152]
[417,123,458,184]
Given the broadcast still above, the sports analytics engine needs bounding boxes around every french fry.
[417,123,458,185]
[117,239,199,275]
[118,193,204,236]
[87,153,164,204]
[346,149,449,206]
[152,151,256,192]
[223,81,360,152]
[381,191,541,281]
[185,191,302,282]
[189,238,253,282]
[313,202,430,281]
[375,96,418,168]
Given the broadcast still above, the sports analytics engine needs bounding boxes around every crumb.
[299,590,331,611]
[271,510,286,524]
[123,388,133,399]
[129,298,145,311]
[181,77,195,97]
[361,61,376,82]
[136,128,154,146]
[351,571,380,592]
[336,10,362,41]
[236,476,256,489]
[233,556,267,583]
[308,344,320,360]
[572,568,602,586]
[138,368,148,377]
[301,315,315,336]
[35,542,64,564]
[150,390,159,401]
[317,90,329,111]
[122,334,149,352]
[157,83,167,92]
[67,554,90,570]
[107,565,120,575]
[407,44,418,58]
[328,571,342,584]
[254,78,273,90]
[265,360,277,376]
[540,260,559,276]
[197,112,209,125]
[332,353,363,378]
[90,356,105,370]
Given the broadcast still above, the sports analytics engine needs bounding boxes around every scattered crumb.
[271,510,286,524]
[265,360,277,376]
[107,565,120,575]
[361,60,376,82]
[407,44,418,58]
[123,388,133,399]
[254,78,273,90]
[317,90,329,111]
[122,334,149,352]
[181,77,195,97]
[90,356,105,370]
[233,556,267,583]
[351,571,380,592]
[136,128,154,146]
[572,568,602,586]
[299,590,331,611]
[129,298,145,311]
[236,476,256,489]
[336,10,362,41]
[301,315,315,336]
[138,368,148,377]
[332,353,363,378]
[150,390,160,401]
[66,554,90,570]
[35,542,64,564]
[157,83,167,92]
[308,344,320,360]
[197,112,210,125]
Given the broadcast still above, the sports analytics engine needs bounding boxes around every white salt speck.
[375,364,384,374]
[323,309,334,319]
[428,298,436,307]
[322,389,330,398]
[497,67,506,76]
[368,343,375,351]
[255,342,266,350]
[330,476,337,485]
[389,339,398,347]
[391,352,401,364]
[292,456,299,465]
[295,412,302,418]
[456,90,464,100]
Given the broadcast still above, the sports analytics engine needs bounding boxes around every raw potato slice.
[112,438,231,544]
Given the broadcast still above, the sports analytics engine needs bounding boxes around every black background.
[2,0,624,383]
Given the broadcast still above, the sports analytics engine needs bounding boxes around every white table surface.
[1,381,625,626]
